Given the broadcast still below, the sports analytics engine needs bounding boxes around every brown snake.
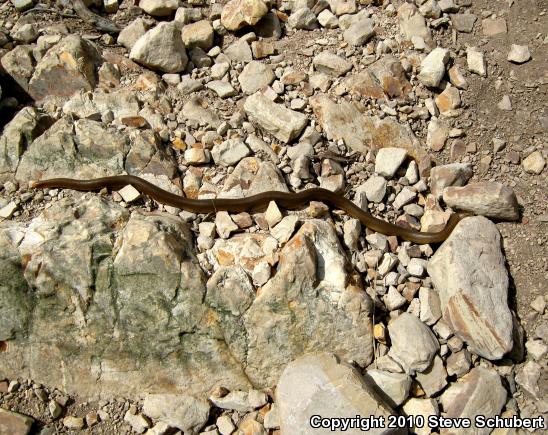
[32,175,471,244]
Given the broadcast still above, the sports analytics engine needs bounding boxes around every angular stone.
[430,163,473,199]
[427,216,514,360]
[507,44,531,64]
[360,175,387,203]
[442,182,519,221]
[522,150,545,174]
[415,355,447,397]
[238,61,275,94]
[224,39,253,63]
[277,354,396,435]
[182,20,214,50]
[467,47,486,77]
[221,0,269,31]
[375,147,407,178]
[312,51,352,77]
[343,18,375,46]
[0,45,35,92]
[450,13,477,33]
[117,18,151,50]
[288,8,318,30]
[206,80,237,98]
[365,370,411,407]
[140,0,179,16]
[182,97,221,128]
[251,40,274,59]
[0,408,34,435]
[426,118,449,151]
[418,47,450,88]
[440,367,506,435]
[27,35,102,101]
[130,22,188,73]
[401,398,438,435]
[388,313,439,374]
[211,139,250,166]
[143,394,210,433]
[435,86,461,115]
[397,3,433,48]
[482,17,507,36]
[244,92,308,143]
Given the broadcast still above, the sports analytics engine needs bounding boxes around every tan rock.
[221,0,269,31]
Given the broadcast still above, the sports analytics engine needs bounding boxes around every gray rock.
[221,0,269,31]
[450,13,477,33]
[244,220,374,386]
[288,8,318,30]
[387,313,439,374]
[440,367,506,435]
[418,47,450,88]
[427,216,513,360]
[11,23,39,43]
[343,18,375,46]
[211,139,250,166]
[309,94,429,164]
[418,287,441,325]
[238,61,275,94]
[442,182,519,221]
[318,9,339,28]
[515,361,542,400]
[244,92,308,143]
[360,175,387,203]
[375,148,407,178]
[206,80,237,98]
[0,408,34,435]
[365,369,411,407]
[209,389,267,412]
[224,39,253,63]
[140,0,179,17]
[182,20,214,50]
[117,18,151,50]
[182,97,221,128]
[507,44,531,64]
[430,163,473,199]
[277,353,398,435]
[143,394,210,434]
[130,22,188,73]
[415,355,447,397]
[467,47,486,76]
[313,51,352,77]
[123,411,150,433]
[12,0,34,12]
[178,76,204,94]
[397,3,433,48]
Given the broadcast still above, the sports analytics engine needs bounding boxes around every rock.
[448,65,468,89]
[450,13,477,33]
[255,12,282,40]
[427,216,514,360]
[183,97,221,128]
[426,118,449,151]
[11,23,39,43]
[143,394,210,433]
[217,415,236,434]
[224,39,253,63]
[397,3,433,48]
[419,287,441,325]
[446,349,471,378]
[215,211,239,239]
[435,86,461,115]
[312,51,352,77]
[277,354,397,435]
[343,18,375,46]
[117,18,151,50]
[388,313,439,374]
[251,40,274,59]
[0,408,34,435]
[375,148,407,178]
[401,398,438,435]
[415,355,447,397]
[244,92,308,143]
[507,44,531,64]
[360,175,387,203]
[238,418,266,435]
[466,47,486,77]
[419,0,441,18]
[271,215,299,243]
[130,22,188,73]
[140,0,179,16]
[497,95,512,111]
[26,35,102,101]
[206,80,237,98]
[48,400,62,419]
[393,187,417,210]
[430,163,473,199]
[365,370,411,407]
[0,45,35,92]
[123,411,149,433]
[182,20,214,50]
[418,47,450,87]
[238,61,275,94]
[442,182,519,221]
[309,94,429,164]
[221,0,269,31]
[482,17,507,36]
[211,139,250,166]
[11,0,34,12]
[210,390,267,412]
[63,416,86,430]
[318,9,339,28]
[440,367,506,435]
[515,361,542,400]
[384,286,407,311]
[185,148,211,164]
[522,150,545,174]
[288,8,318,30]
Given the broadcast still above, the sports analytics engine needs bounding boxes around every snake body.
[32,175,470,244]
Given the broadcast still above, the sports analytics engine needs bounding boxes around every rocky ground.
[0,0,546,434]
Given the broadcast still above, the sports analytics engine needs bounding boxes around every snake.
[31,175,471,244]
